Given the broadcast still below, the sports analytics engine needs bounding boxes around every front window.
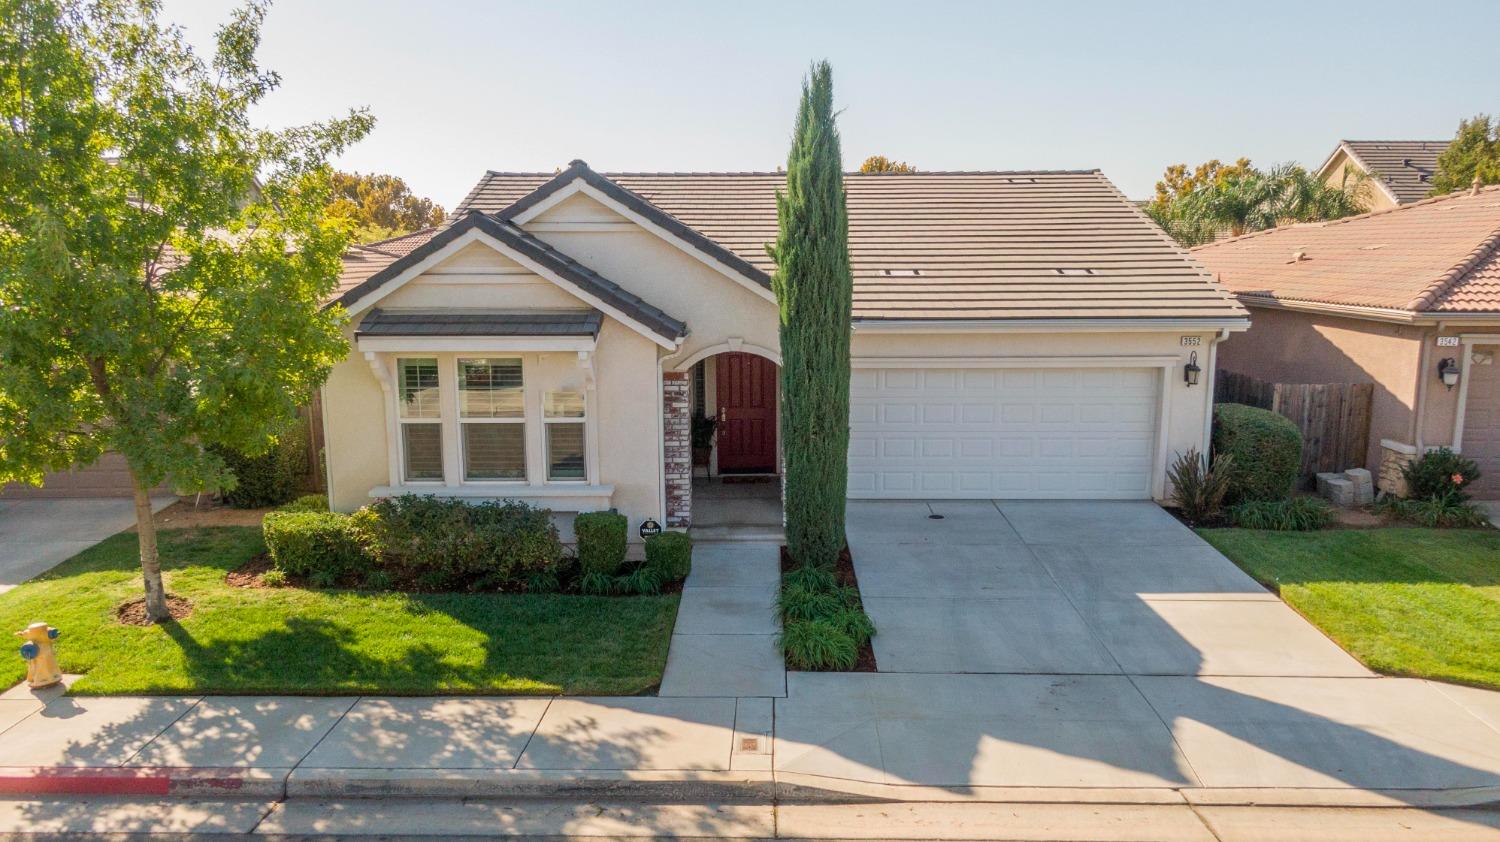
[458,357,526,481]
[544,389,587,481]
[397,358,443,482]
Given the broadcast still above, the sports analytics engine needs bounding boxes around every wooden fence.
[1214,370,1373,486]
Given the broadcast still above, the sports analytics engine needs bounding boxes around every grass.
[1199,527,1500,689]
[0,527,679,696]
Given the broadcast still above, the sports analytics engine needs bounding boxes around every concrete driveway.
[772,499,1500,794]
[848,499,1370,677]
[0,497,173,593]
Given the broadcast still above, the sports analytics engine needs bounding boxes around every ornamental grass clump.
[1168,448,1234,523]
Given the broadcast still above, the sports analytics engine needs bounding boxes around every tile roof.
[335,212,687,343]
[1191,185,1500,315]
[449,166,1245,322]
[355,308,602,338]
[1327,140,1450,205]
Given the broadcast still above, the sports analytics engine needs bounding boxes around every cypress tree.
[769,61,852,568]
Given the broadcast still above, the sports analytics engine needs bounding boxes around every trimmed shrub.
[1403,447,1481,502]
[1228,497,1335,531]
[279,494,329,513]
[262,511,368,587]
[260,569,287,587]
[644,532,693,583]
[1212,404,1302,504]
[214,426,308,509]
[780,619,858,671]
[574,511,627,576]
[356,496,562,592]
[1168,448,1234,523]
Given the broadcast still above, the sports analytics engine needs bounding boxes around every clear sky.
[161,0,1500,208]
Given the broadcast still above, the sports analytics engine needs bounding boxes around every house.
[1193,184,1500,498]
[1316,140,1450,212]
[320,161,1247,538]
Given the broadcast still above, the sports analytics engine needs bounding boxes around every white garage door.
[848,366,1161,499]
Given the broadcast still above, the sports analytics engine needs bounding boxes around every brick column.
[662,370,692,528]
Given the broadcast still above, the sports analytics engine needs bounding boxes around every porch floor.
[690,477,783,542]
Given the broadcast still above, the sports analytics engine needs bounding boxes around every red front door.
[716,353,777,473]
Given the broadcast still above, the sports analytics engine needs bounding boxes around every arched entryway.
[668,345,783,537]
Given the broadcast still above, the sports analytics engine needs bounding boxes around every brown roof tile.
[449,168,1244,322]
[1192,185,1500,314]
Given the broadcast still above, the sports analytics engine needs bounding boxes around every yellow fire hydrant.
[16,623,61,689]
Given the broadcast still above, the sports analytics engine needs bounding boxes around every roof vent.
[1402,158,1413,167]
[1005,177,1038,184]
[883,269,922,277]
[1054,268,1096,276]
[1289,251,1310,263]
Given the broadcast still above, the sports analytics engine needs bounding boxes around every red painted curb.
[0,768,259,797]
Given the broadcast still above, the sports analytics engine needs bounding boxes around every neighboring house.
[1193,184,1500,498]
[320,160,1247,538]
[1316,140,1450,212]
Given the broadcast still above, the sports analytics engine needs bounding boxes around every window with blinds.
[397,358,442,481]
[544,389,586,481]
[458,358,526,480]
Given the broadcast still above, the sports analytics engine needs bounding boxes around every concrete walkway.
[658,541,785,698]
[0,496,174,593]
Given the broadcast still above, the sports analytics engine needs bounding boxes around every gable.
[382,241,584,311]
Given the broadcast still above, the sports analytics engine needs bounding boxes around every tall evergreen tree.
[768,62,852,567]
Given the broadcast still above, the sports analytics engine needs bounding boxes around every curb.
[0,767,286,799]
[285,768,778,801]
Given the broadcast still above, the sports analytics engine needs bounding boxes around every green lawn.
[0,527,679,695]
[1200,527,1500,689]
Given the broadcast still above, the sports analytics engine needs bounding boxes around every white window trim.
[372,350,604,498]
[395,357,445,485]
[456,356,529,485]
[542,388,590,483]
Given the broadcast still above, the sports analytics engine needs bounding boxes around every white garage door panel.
[848,366,1160,499]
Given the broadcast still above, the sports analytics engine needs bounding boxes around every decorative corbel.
[365,351,393,395]
[727,336,744,353]
[577,350,596,388]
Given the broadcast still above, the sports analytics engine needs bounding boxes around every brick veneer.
[663,371,692,527]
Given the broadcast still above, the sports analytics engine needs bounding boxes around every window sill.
[369,484,615,510]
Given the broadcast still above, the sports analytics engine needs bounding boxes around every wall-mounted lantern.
[1184,351,1201,387]
[1439,357,1461,390]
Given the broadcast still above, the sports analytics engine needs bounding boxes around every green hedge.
[213,425,307,509]
[262,511,368,587]
[645,531,692,582]
[574,511,627,576]
[354,496,561,592]
[1212,403,1302,504]
[279,494,328,513]
[1404,447,1481,501]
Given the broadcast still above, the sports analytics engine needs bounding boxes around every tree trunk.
[130,474,170,623]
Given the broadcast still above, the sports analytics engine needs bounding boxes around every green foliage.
[579,570,615,596]
[858,155,916,173]
[0,0,371,620]
[644,531,692,583]
[778,582,857,622]
[1227,497,1334,531]
[1146,161,1369,246]
[355,496,562,592]
[830,607,875,647]
[1430,115,1500,195]
[574,511,628,576]
[1212,404,1302,504]
[280,494,329,513]
[771,61,853,567]
[617,565,663,596]
[212,426,307,508]
[779,619,857,671]
[1403,447,1481,502]
[260,569,286,587]
[327,171,444,243]
[261,511,368,587]
[782,565,837,592]
[1168,448,1234,522]
[1379,491,1490,528]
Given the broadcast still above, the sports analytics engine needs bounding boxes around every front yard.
[1201,527,1500,690]
[0,527,678,695]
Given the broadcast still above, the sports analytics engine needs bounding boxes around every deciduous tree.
[1430,115,1500,196]
[858,155,915,174]
[0,0,370,621]
[769,62,852,568]
[327,171,444,243]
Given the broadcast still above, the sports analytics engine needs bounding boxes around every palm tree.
[1151,164,1370,246]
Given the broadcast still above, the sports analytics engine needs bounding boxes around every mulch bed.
[780,544,878,672]
[225,553,279,588]
[116,594,193,625]
[1163,505,1229,530]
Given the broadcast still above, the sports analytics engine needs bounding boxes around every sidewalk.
[1,675,1498,808]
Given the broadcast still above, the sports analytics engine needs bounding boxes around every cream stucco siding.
[1319,149,1398,213]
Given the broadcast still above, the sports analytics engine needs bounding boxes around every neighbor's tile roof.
[1333,140,1450,205]
[447,168,1244,322]
[355,308,602,338]
[1191,185,1500,314]
[336,228,440,293]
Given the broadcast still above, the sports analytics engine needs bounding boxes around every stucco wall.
[1319,149,1398,213]
[851,328,1220,500]
[1215,306,1428,469]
